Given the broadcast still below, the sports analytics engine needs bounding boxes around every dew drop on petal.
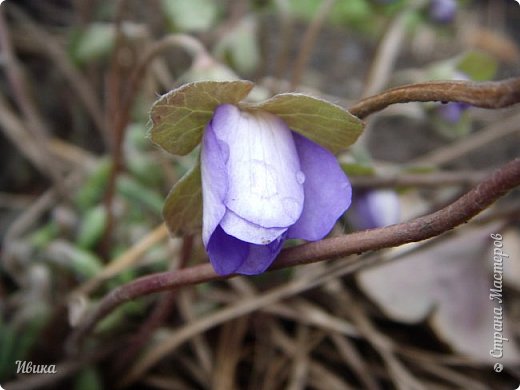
[282,197,301,220]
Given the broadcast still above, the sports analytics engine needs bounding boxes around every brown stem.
[289,0,336,90]
[67,158,520,351]
[102,34,206,251]
[112,235,193,374]
[350,170,488,188]
[348,78,520,119]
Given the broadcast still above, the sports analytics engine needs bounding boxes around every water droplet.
[296,171,306,184]
[282,197,302,220]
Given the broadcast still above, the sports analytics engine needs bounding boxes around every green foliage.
[341,162,376,176]
[0,306,50,381]
[163,162,202,235]
[214,17,260,75]
[74,367,104,390]
[70,23,115,64]
[287,0,375,30]
[116,175,164,215]
[250,93,364,154]
[74,159,112,209]
[456,50,497,81]
[161,0,218,32]
[76,205,107,249]
[149,81,254,156]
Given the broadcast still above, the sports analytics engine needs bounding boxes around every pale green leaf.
[251,93,364,153]
[161,0,217,32]
[214,17,260,75]
[456,50,497,82]
[150,80,254,155]
[163,163,202,235]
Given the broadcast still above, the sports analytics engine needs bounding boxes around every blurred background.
[0,0,519,388]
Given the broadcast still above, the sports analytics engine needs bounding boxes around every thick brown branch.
[348,78,520,119]
[68,158,520,351]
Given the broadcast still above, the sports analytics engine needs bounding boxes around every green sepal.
[248,93,364,154]
[163,163,203,235]
[149,80,254,156]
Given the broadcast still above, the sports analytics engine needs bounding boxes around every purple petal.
[287,133,352,241]
[348,190,400,230]
[201,112,232,246]
[235,233,286,275]
[429,0,456,24]
[206,225,285,275]
[211,104,304,229]
[206,225,249,275]
[220,209,287,245]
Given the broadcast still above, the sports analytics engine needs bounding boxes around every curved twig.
[68,158,520,351]
[349,78,520,119]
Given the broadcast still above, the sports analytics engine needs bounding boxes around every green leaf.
[163,163,202,235]
[149,80,254,156]
[161,0,218,32]
[456,51,497,81]
[341,163,375,176]
[70,23,115,64]
[251,94,364,153]
[214,17,260,75]
[76,205,107,249]
[116,175,164,215]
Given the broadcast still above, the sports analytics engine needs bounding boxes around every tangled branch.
[68,157,520,350]
[349,78,520,119]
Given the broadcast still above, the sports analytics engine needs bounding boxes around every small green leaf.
[161,0,217,32]
[76,205,107,249]
[150,80,254,156]
[70,23,115,64]
[251,94,364,153]
[341,163,375,176]
[456,50,497,81]
[214,17,260,75]
[163,163,203,235]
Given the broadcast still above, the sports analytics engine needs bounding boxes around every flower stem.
[349,78,520,119]
[67,158,520,351]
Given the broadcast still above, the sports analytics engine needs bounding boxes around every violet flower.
[438,101,470,123]
[201,104,352,275]
[429,0,457,24]
[348,189,400,231]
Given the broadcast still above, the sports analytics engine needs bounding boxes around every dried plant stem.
[0,8,66,193]
[8,6,108,144]
[113,235,194,375]
[102,33,208,249]
[361,8,410,99]
[289,0,336,90]
[72,223,170,296]
[350,169,488,188]
[410,110,520,166]
[68,158,520,352]
[349,78,520,119]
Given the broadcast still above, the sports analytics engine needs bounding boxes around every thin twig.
[361,8,410,99]
[0,7,66,193]
[8,5,108,144]
[67,158,520,351]
[348,78,520,119]
[71,223,170,296]
[112,235,193,376]
[410,110,520,166]
[289,0,336,90]
[350,169,488,188]
[102,33,207,250]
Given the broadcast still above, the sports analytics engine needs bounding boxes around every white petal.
[212,105,304,228]
[220,209,287,245]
